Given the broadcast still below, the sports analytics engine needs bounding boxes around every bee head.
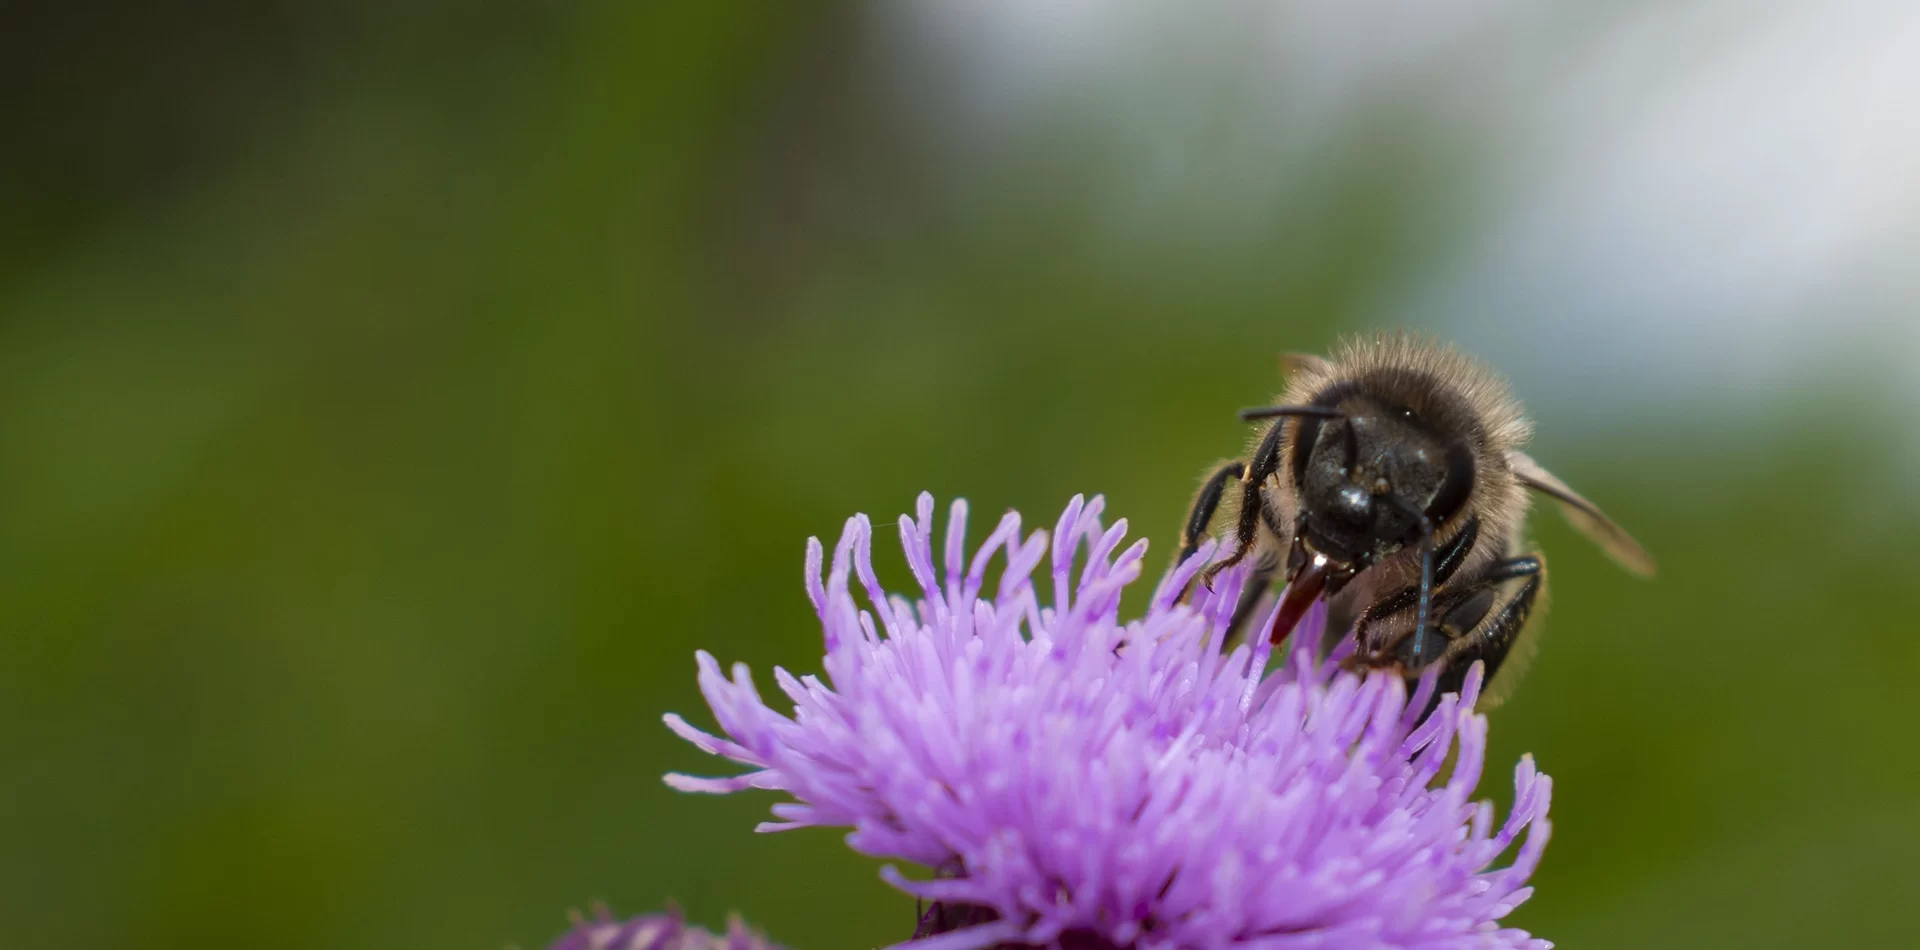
[1294,402,1473,571]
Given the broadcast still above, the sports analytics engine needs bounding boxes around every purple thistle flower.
[665,493,1553,950]
[544,906,782,950]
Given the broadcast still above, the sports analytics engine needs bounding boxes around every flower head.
[666,494,1553,950]
[545,906,782,950]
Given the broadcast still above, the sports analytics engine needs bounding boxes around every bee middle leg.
[1428,556,1542,700]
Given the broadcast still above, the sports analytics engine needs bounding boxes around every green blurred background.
[5,3,1919,948]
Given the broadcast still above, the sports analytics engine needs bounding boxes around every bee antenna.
[1381,493,1436,664]
[1239,405,1345,423]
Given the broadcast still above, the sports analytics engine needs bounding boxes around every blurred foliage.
[1,3,1916,950]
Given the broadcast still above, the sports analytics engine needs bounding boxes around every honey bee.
[1179,332,1654,705]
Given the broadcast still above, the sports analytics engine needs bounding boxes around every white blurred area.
[870,0,1920,451]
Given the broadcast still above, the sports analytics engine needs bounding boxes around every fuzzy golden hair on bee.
[1281,332,1533,453]
[1178,330,1652,714]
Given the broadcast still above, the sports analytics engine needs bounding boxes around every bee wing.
[1279,352,1333,379]
[1508,450,1656,577]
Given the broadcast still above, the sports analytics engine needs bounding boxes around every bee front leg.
[1220,547,1281,651]
[1199,420,1288,589]
[1175,460,1247,577]
[1352,549,1539,660]
[1350,516,1483,658]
